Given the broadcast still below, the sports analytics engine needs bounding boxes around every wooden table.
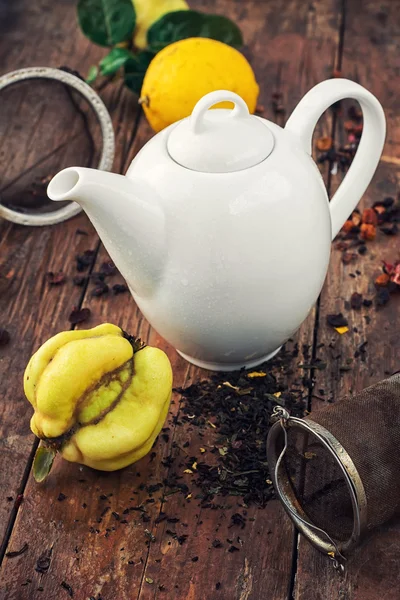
[0,1,399,598]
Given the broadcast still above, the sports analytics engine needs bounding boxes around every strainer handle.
[285,78,386,239]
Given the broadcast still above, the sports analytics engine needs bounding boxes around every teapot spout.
[48,167,165,298]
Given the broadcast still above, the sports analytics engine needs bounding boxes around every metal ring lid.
[0,67,115,226]
[266,411,368,568]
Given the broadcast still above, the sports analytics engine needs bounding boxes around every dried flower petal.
[247,371,267,378]
[334,326,349,335]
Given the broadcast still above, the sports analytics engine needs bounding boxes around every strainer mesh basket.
[268,374,400,557]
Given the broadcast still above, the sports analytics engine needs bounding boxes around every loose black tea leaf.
[61,581,74,597]
[35,548,52,573]
[0,328,10,346]
[376,288,391,307]
[178,348,305,506]
[46,271,66,285]
[101,261,118,276]
[76,249,96,272]
[73,275,87,287]
[326,313,348,328]
[68,308,91,325]
[113,283,129,295]
[5,542,28,558]
[350,292,363,310]
[91,283,109,297]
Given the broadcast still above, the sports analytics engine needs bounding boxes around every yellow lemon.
[133,0,189,50]
[140,37,259,132]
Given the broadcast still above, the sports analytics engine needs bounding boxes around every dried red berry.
[316,136,333,151]
[375,273,390,287]
[361,208,378,226]
[342,220,354,233]
[360,224,376,241]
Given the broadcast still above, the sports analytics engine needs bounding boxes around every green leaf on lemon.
[77,0,136,47]
[100,47,136,76]
[86,65,99,84]
[147,10,243,52]
[124,50,155,95]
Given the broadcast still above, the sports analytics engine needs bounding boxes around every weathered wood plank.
[294,1,400,597]
[0,0,139,555]
[0,1,343,599]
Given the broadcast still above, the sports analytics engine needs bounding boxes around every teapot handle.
[285,79,386,239]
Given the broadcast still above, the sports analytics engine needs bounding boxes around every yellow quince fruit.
[133,0,189,50]
[24,323,172,478]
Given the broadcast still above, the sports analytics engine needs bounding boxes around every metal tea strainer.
[267,373,400,571]
[0,67,115,226]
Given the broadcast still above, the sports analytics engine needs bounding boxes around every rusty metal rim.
[0,67,115,226]
[267,416,368,557]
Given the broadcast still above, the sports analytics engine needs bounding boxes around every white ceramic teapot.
[48,79,385,371]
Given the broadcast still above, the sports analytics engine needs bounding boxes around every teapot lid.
[167,90,274,173]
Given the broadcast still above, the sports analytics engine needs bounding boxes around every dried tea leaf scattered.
[68,307,91,324]
[5,542,28,558]
[0,328,10,346]
[326,313,348,328]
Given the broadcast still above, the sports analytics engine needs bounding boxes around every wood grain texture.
[294,1,400,598]
[0,1,344,599]
[0,0,139,555]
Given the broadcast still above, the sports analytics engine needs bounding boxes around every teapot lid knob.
[166,90,274,173]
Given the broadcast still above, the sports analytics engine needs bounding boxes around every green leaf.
[77,0,136,47]
[33,446,56,483]
[86,65,99,84]
[147,10,243,52]
[124,50,155,95]
[100,47,136,76]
